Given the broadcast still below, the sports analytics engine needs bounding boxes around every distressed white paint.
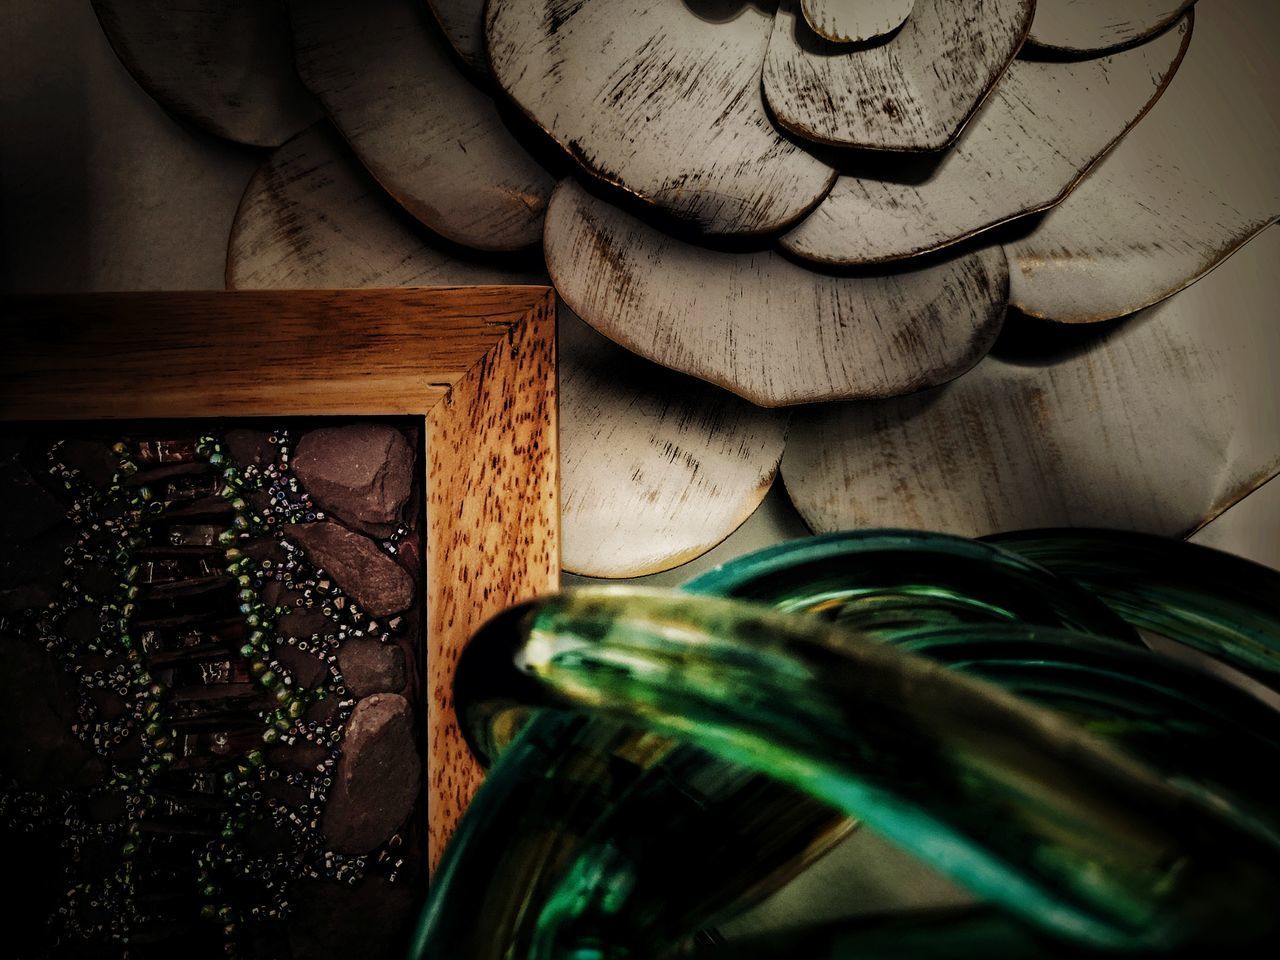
[800,0,915,42]
[783,226,1280,541]
[286,0,552,252]
[1008,1,1280,322]
[782,18,1190,265]
[559,313,788,578]
[545,179,1008,407]
[90,0,321,147]
[227,125,784,578]
[763,0,1033,150]
[486,0,835,234]
[428,0,488,72]
[1029,0,1196,53]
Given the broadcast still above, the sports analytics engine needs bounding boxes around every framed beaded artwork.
[0,288,558,954]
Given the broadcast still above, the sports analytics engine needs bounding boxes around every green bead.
[274,687,292,703]
[287,699,305,719]
[250,660,267,676]
[240,643,256,659]
[262,728,280,744]
[246,750,264,767]
[259,670,277,688]
[230,497,247,512]
[224,547,243,561]
[218,530,237,546]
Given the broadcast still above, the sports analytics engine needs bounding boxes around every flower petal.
[781,16,1191,264]
[545,179,1008,407]
[1028,0,1196,54]
[226,125,542,288]
[428,0,488,73]
[486,0,835,234]
[286,0,552,252]
[763,0,1034,151]
[782,224,1280,539]
[1007,2,1279,322]
[559,313,787,578]
[800,0,915,43]
[227,125,784,578]
[90,0,321,147]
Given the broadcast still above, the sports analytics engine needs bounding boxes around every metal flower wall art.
[90,0,1278,580]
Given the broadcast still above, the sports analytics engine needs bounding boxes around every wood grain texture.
[426,288,558,870]
[782,225,1280,541]
[1006,0,1280,322]
[428,0,488,72]
[90,0,322,148]
[228,127,782,578]
[801,0,914,43]
[227,125,546,289]
[0,289,542,418]
[0,287,561,876]
[559,310,787,577]
[1028,0,1196,53]
[546,179,1008,407]
[287,0,552,252]
[763,0,1033,151]
[781,17,1191,265]
[485,0,835,235]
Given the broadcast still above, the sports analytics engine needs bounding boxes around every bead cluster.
[2,428,413,955]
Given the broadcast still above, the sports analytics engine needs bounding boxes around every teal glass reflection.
[413,531,1280,958]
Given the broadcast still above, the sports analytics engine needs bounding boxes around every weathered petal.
[227,126,783,578]
[286,0,552,252]
[428,0,488,73]
[782,225,1280,539]
[800,0,915,43]
[763,0,1034,151]
[545,180,1008,407]
[1029,0,1196,54]
[90,0,321,147]
[486,0,835,234]
[1008,1,1279,322]
[226,125,540,288]
[559,314,787,578]
[782,17,1191,264]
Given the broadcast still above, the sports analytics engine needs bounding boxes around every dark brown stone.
[288,875,415,960]
[338,637,407,696]
[321,694,419,855]
[224,429,276,468]
[0,637,101,787]
[284,522,414,618]
[292,425,413,537]
[279,606,333,641]
[275,644,328,689]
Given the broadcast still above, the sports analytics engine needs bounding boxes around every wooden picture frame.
[0,287,560,870]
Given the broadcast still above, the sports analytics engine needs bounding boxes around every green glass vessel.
[413,530,1280,958]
